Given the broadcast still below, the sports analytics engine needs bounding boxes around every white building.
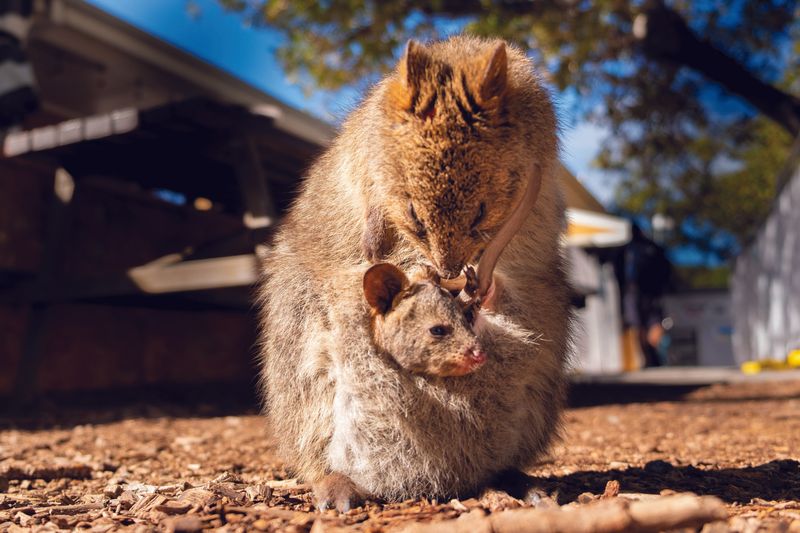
[732,157,800,363]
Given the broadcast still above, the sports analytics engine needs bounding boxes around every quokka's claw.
[464,265,479,297]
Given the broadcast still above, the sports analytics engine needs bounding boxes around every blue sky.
[86,0,611,203]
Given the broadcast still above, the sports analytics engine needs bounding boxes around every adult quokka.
[258,35,572,511]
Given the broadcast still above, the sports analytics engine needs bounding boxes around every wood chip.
[14,511,33,527]
[1,380,797,531]
[164,515,204,533]
[449,499,468,512]
[478,489,524,512]
[155,502,194,515]
[177,488,218,509]
[0,463,92,481]
[39,503,104,516]
[403,493,727,533]
[245,483,273,503]
[602,480,620,499]
[129,493,168,514]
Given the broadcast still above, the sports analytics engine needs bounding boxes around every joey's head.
[377,36,557,278]
[363,263,486,378]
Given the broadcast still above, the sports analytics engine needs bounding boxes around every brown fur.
[258,35,572,503]
[312,472,364,513]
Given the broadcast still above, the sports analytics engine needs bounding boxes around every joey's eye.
[429,325,452,337]
[470,203,486,230]
[408,202,426,238]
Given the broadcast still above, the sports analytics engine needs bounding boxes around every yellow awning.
[566,208,631,248]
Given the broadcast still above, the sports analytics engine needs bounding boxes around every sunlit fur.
[257,35,572,500]
[377,38,559,277]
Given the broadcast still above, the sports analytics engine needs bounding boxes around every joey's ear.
[386,40,433,111]
[363,263,409,315]
[467,41,508,108]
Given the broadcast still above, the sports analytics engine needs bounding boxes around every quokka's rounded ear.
[402,40,433,90]
[363,263,409,315]
[386,40,433,112]
[465,41,508,109]
[479,42,508,103]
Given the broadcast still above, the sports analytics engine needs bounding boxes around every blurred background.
[1,0,798,409]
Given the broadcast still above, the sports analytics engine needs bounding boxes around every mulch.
[1,379,799,532]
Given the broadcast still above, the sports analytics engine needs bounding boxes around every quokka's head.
[377,36,557,278]
[363,263,486,378]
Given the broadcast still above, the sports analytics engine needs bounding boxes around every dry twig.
[403,493,727,533]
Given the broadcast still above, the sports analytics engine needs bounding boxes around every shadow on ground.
[569,382,800,407]
[5,380,800,430]
[534,459,800,504]
[567,383,703,407]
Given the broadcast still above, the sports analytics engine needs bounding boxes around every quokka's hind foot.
[312,472,364,513]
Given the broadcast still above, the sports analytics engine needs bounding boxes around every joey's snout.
[463,344,487,372]
[468,347,487,366]
[443,344,486,377]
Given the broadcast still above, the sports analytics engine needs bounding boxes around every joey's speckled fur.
[258,35,572,504]
[363,263,486,378]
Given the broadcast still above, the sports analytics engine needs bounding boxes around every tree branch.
[635,3,800,136]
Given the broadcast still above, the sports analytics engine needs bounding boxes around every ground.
[1,379,799,532]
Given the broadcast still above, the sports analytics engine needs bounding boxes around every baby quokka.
[363,263,486,378]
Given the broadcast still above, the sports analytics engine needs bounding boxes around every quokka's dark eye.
[470,203,486,230]
[429,325,452,337]
[408,202,427,238]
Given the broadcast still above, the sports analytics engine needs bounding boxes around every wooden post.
[11,167,75,408]
[234,136,277,231]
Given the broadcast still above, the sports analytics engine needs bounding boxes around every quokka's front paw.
[312,472,364,513]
